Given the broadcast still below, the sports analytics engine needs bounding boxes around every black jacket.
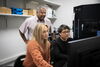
[50,37,73,67]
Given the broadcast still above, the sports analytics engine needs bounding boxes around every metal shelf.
[28,0,60,9]
[0,13,32,17]
[0,13,57,20]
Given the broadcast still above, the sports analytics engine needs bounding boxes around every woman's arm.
[28,42,53,67]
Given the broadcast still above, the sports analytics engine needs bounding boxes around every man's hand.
[25,40,28,44]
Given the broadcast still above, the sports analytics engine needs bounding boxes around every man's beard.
[39,16,45,21]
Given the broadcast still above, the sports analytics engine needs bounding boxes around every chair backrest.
[14,55,26,67]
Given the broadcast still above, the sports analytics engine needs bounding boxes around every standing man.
[19,6,52,44]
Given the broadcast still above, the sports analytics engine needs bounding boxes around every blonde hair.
[32,24,49,52]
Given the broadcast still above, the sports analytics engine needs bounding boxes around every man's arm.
[19,30,28,44]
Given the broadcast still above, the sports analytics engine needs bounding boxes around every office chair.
[14,55,26,67]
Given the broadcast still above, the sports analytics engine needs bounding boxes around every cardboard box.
[28,9,36,15]
[0,7,11,14]
[6,9,11,14]
[23,10,28,15]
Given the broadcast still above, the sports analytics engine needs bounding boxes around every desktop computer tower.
[73,4,100,40]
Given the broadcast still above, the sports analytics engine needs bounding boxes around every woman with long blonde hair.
[23,24,53,67]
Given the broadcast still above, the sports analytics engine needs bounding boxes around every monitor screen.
[67,36,100,67]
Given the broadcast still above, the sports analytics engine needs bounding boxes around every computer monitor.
[67,36,100,67]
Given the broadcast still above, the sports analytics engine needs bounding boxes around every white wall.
[0,0,46,65]
[0,0,26,65]
[51,0,100,37]
[0,0,100,65]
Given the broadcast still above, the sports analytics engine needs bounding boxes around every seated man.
[50,24,73,67]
